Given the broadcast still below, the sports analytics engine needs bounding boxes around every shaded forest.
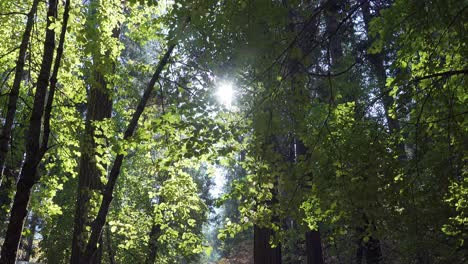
[0,0,466,263]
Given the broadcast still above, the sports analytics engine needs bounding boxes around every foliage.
[0,0,466,263]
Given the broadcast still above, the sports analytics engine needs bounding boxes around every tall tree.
[254,225,282,264]
[70,0,120,261]
[0,0,58,261]
[0,0,39,179]
[82,40,178,262]
[0,0,71,261]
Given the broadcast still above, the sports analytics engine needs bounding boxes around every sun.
[216,81,234,108]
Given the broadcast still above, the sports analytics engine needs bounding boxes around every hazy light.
[211,166,226,198]
[216,81,234,108]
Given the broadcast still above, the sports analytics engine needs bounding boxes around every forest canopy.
[0,0,466,263]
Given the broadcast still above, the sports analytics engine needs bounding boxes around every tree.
[0,0,39,180]
[0,0,466,263]
[0,0,61,261]
[70,0,121,261]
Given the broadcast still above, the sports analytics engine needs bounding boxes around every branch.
[411,69,468,83]
[82,17,192,260]
[40,0,71,156]
[83,42,176,262]
[305,61,358,78]
[0,12,27,16]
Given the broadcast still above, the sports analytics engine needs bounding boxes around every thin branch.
[0,46,20,60]
[0,12,27,16]
[83,17,191,260]
[40,0,71,156]
[401,111,468,125]
[0,67,15,91]
[411,69,468,83]
[305,61,358,78]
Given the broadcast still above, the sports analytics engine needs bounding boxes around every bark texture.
[82,43,177,262]
[0,167,15,234]
[70,1,118,262]
[70,39,114,264]
[306,230,324,264]
[254,225,282,264]
[146,222,162,264]
[324,0,343,66]
[0,0,58,262]
[105,224,117,264]
[0,0,39,196]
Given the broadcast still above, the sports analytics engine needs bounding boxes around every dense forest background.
[0,0,466,263]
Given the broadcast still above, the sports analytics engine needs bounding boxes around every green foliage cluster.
[186,0,467,263]
[0,0,466,263]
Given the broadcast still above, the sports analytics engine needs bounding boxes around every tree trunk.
[295,140,325,264]
[0,0,57,262]
[0,167,15,234]
[355,213,383,264]
[70,1,118,261]
[253,135,282,264]
[358,4,405,263]
[297,1,345,261]
[365,236,382,264]
[82,41,178,262]
[305,230,324,264]
[105,224,116,264]
[41,0,71,156]
[146,195,165,264]
[324,0,343,66]
[146,222,162,264]
[254,225,282,264]
[284,2,326,262]
[70,51,114,264]
[361,1,407,164]
[356,240,364,264]
[0,0,40,181]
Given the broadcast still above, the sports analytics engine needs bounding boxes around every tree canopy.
[0,0,466,263]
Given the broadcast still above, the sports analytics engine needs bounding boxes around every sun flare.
[216,81,234,108]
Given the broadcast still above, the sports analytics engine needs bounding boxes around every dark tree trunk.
[356,236,382,264]
[358,4,403,263]
[355,215,383,264]
[305,230,324,264]
[323,0,344,106]
[41,0,71,156]
[146,222,162,264]
[82,42,178,262]
[283,2,327,262]
[70,53,114,264]
[365,237,382,264]
[70,1,118,261]
[105,224,116,264]
[253,135,282,264]
[0,168,15,234]
[0,0,58,262]
[324,0,343,66]
[254,225,282,264]
[1,177,34,263]
[146,195,165,264]
[356,241,364,264]
[0,0,39,194]
[296,1,345,260]
[296,140,325,264]
[96,235,103,264]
